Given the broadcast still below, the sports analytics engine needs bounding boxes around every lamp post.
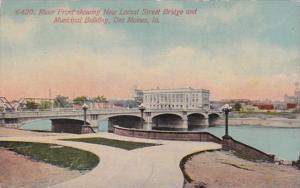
[221,104,232,139]
[82,103,89,126]
[138,103,146,129]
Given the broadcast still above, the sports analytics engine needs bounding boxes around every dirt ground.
[184,151,300,188]
[0,148,83,188]
[0,127,85,188]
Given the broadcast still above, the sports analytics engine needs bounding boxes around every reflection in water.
[98,120,108,132]
[202,126,300,161]
[20,120,52,131]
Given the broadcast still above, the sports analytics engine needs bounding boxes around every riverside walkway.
[0,131,221,188]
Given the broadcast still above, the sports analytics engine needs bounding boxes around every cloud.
[180,1,258,29]
[202,2,256,24]
[165,46,196,62]
[147,39,299,100]
[1,38,299,100]
[0,48,146,99]
[0,17,36,43]
[0,1,298,101]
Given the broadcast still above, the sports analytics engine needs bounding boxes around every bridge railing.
[1,108,221,119]
[1,111,81,118]
[0,108,141,118]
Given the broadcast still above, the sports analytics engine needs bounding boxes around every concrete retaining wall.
[113,126,222,143]
[222,137,275,162]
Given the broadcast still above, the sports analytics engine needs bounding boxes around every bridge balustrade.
[1,108,221,119]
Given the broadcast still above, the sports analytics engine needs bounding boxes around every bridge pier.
[204,118,209,128]
[145,120,152,130]
[180,115,188,129]
[145,112,152,130]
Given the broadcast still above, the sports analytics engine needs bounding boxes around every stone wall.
[113,126,222,143]
[222,137,275,162]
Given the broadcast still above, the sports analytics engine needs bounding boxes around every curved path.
[0,131,221,188]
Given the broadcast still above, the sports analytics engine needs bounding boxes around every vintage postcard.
[0,0,300,188]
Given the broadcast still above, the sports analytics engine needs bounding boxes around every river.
[20,120,300,161]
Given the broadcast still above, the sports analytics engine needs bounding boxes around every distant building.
[133,88,143,104]
[136,87,210,110]
[284,82,300,109]
[253,103,274,110]
[272,101,287,111]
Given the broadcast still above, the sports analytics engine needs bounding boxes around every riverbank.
[214,117,300,128]
[184,151,300,188]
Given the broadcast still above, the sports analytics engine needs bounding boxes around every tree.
[234,103,242,112]
[54,95,71,108]
[26,100,39,109]
[73,96,88,105]
[39,101,51,109]
[92,95,107,103]
[111,100,137,108]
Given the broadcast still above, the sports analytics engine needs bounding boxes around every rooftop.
[142,87,210,93]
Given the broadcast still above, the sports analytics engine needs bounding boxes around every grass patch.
[0,141,99,171]
[62,137,158,150]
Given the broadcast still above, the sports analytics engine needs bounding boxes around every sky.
[0,0,299,101]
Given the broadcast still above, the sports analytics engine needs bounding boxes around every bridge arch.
[108,115,144,131]
[187,113,207,129]
[19,117,91,127]
[151,112,183,119]
[208,113,221,126]
[51,118,90,134]
[19,118,92,134]
[152,113,183,129]
[105,114,142,120]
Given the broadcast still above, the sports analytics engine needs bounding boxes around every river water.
[20,120,300,161]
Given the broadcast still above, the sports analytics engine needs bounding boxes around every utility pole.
[49,88,54,111]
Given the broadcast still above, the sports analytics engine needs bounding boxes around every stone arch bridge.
[0,109,222,132]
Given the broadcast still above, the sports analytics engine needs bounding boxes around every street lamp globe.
[221,104,232,113]
[82,103,89,111]
[82,103,89,126]
[138,103,146,111]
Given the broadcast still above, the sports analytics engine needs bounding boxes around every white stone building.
[140,87,210,110]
